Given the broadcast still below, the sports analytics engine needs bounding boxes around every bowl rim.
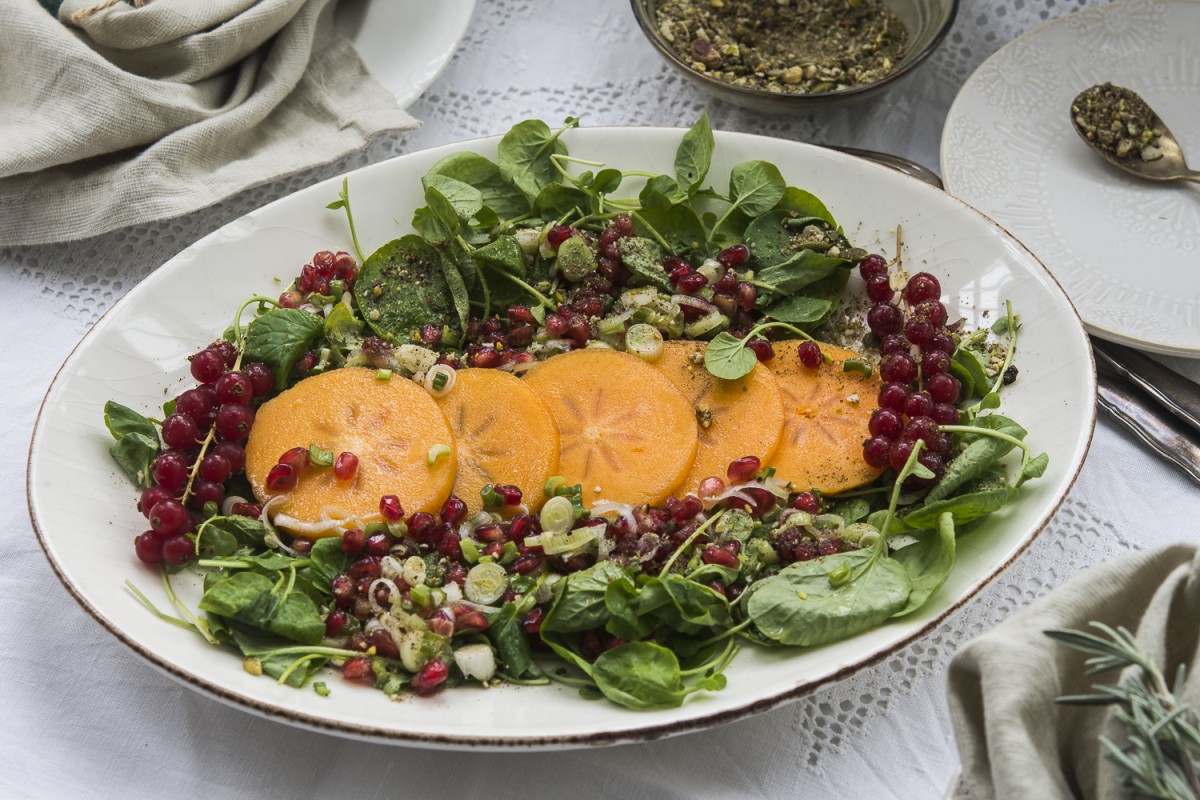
[630,0,960,103]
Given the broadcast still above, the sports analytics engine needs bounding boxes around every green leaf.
[638,174,680,209]
[747,549,912,647]
[1018,452,1049,487]
[635,207,708,260]
[541,561,625,634]
[353,235,459,342]
[675,112,714,197]
[604,577,656,641]
[411,204,452,243]
[903,485,1020,529]
[497,119,570,200]
[243,308,325,391]
[756,250,849,295]
[534,183,590,218]
[472,235,528,278]
[322,301,364,348]
[424,185,462,236]
[103,401,158,442]
[991,315,1022,335]
[651,574,732,629]
[487,603,545,681]
[616,236,671,291]
[195,515,266,555]
[308,537,349,593]
[199,572,277,626]
[268,592,325,645]
[704,332,758,380]
[953,349,990,400]
[422,174,484,220]
[774,186,837,227]
[426,152,529,220]
[893,512,956,616]
[728,160,786,217]
[438,248,472,334]
[761,294,834,325]
[591,168,623,196]
[108,432,159,488]
[591,642,718,710]
[927,415,1027,503]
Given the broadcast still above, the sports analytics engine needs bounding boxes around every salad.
[103,116,1048,710]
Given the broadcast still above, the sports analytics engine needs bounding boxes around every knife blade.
[1096,368,1200,484]
[1093,340,1200,437]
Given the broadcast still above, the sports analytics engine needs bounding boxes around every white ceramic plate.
[28,127,1096,750]
[335,0,474,108]
[940,0,1200,358]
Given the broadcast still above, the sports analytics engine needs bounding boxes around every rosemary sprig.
[1047,622,1200,799]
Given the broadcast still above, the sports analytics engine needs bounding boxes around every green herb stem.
[125,580,195,632]
[631,210,672,251]
[658,511,726,577]
[881,440,927,537]
[159,571,219,644]
[488,268,556,309]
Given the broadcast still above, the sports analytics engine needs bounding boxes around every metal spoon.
[1070,84,1200,183]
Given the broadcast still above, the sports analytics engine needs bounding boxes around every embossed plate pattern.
[941,0,1200,357]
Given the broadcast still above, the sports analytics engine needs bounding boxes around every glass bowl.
[630,0,958,111]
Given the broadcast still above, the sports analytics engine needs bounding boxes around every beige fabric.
[0,0,417,246]
[948,544,1200,799]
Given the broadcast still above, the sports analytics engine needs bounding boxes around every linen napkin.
[0,0,418,247]
[948,543,1200,799]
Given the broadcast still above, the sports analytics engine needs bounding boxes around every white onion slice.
[589,500,638,533]
[672,294,716,315]
[424,363,457,397]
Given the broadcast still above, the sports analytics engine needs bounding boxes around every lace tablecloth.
[5,1,1198,798]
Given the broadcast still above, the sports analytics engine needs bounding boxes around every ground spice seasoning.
[1071,83,1164,162]
[655,0,908,94]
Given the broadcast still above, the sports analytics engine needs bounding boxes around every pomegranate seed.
[411,659,449,696]
[507,304,535,324]
[858,254,889,280]
[341,528,366,555]
[379,495,404,521]
[670,495,703,524]
[342,657,372,682]
[189,349,225,384]
[470,347,503,368]
[792,491,821,513]
[366,533,392,557]
[419,323,443,347]
[161,535,194,566]
[367,628,400,659]
[276,447,308,471]
[698,476,726,500]
[347,556,382,581]
[904,272,942,305]
[427,610,455,637]
[521,607,545,635]
[727,455,761,483]
[265,463,298,492]
[746,339,774,362]
[324,609,348,637]
[817,538,840,556]
[327,451,356,481]
[546,225,576,249]
[134,531,164,564]
[715,271,738,294]
[348,630,370,651]
[407,512,435,543]
[439,495,467,525]
[437,532,462,560]
[796,341,823,369]
[454,610,489,633]
[330,573,355,607]
[717,244,750,268]
[511,553,543,575]
[474,524,505,543]
[230,502,261,519]
[215,404,254,441]
[566,315,591,344]
[735,281,757,312]
[676,271,708,294]
[278,290,303,309]
[161,414,198,450]
[702,546,739,569]
[507,514,538,542]
[544,314,569,337]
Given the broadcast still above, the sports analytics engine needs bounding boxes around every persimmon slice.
[767,340,883,494]
[653,340,785,493]
[245,367,456,534]
[523,348,698,508]
[435,368,560,513]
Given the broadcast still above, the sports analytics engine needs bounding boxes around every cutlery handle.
[1093,341,1200,436]
[1097,373,1200,485]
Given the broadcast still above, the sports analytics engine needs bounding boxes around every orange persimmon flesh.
[523,348,698,509]
[245,367,456,534]
[435,368,559,513]
[767,340,883,494]
[653,340,785,494]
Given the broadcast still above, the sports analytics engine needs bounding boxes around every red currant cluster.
[858,255,962,485]
[278,250,358,308]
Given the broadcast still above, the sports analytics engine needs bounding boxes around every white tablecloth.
[4,1,1199,798]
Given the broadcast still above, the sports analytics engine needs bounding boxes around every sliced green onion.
[375,368,392,381]
[539,495,575,535]
[460,537,480,564]
[427,443,451,466]
[308,443,334,467]
[409,583,432,607]
[465,562,508,604]
[544,475,568,497]
[625,323,664,363]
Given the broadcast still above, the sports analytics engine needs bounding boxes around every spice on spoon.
[654,0,908,95]
[1071,83,1164,162]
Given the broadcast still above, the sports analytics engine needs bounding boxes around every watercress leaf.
[426,152,530,220]
[774,186,837,227]
[978,392,1001,411]
[747,550,911,647]
[825,496,872,525]
[411,204,452,244]
[711,207,752,249]
[539,629,595,677]
[728,160,786,217]
[488,602,545,681]
[903,485,1020,529]
[196,526,238,558]
[656,574,731,628]
[892,512,956,617]
[197,515,266,555]
[675,112,714,197]
[424,185,462,235]
[325,199,345,210]
[591,642,703,710]
[947,358,976,399]
[323,301,365,349]
[1018,452,1049,487]
[952,349,990,399]
[616,236,670,291]
[269,592,325,644]
[756,249,849,294]
[991,315,1022,335]
[497,119,569,201]
[353,235,459,342]
[422,174,484,220]
[108,432,159,488]
[634,206,707,257]
[604,577,655,641]
[229,628,326,687]
[533,183,590,219]
[592,168,623,196]
[687,563,741,586]
[103,401,158,442]
[927,415,1027,503]
[704,332,758,380]
[761,294,833,324]
[243,308,325,391]
[199,572,277,625]
[638,174,680,209]
[541,561,625,634]
[437,248,471,333]
[307,537,349,593]
[471,234,528,278]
